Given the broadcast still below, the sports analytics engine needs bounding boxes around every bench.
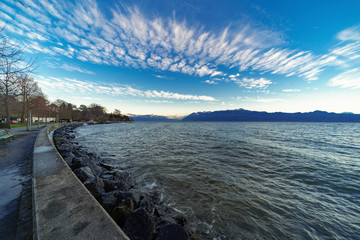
[0,129,14,144]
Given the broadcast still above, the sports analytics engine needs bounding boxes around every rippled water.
[75,122,360,240]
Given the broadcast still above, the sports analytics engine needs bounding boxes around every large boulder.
[63,155,74,165]
[100,170,135,190]
[99,161,116,171]
[88,161,104,176]
[71,156,88,170]
[156,216,177,229]
[73,167,95,182]
[155,206,187,226]
[156,224,189,240]
[84,177,105,200]
[56,143,73,153]
[138,190,161,213]
[124,208,155,240]
[110,199,135,227]
[100,192,118,213]
[54,136,69,145]
[113,190,141,208]
[103,179,131,192]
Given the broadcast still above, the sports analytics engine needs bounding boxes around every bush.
[0,123,8,129]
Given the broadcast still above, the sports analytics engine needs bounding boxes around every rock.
[100,171,115,180]
[54,136,69,145]
[61,151,75,159]
[71,156,88,170]
[103,179,130,192]
[113,190,141,208]
[99,161,116,171]
[183,226,201,240]
[156,216,177,229]
[100,192,117,213]
[139,197,156,213]
[88,161,104,176]
[63,155,74,165]
[73,149,88,157]
[124,208,155,240]
[100,170,135,189]
[138,190,161,213]
[156,224,189,240]
[84,177,105,200]
[155,206,187,226]
[110,199,135,227]
[73,167,95,182]
[56,143,73,153]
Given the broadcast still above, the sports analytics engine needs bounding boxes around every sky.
[1,0,360,116]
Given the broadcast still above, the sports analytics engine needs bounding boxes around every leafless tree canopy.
[0,26,37,128]
[0,24,130,127]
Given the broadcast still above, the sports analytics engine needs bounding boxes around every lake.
[74,122,360,240]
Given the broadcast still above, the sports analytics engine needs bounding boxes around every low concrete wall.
[32,125,129,240]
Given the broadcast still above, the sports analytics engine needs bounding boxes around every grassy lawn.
[12,122,59,128]
[0,122,60,129]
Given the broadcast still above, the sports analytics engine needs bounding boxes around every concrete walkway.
[33,126,129,239]
[0,125,44,240]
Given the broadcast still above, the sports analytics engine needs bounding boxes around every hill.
[182,109,360,122]
[129,115,179,122]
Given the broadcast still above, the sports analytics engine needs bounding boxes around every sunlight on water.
[75,122,360,239]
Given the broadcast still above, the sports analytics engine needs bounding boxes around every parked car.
[10,120,18,124]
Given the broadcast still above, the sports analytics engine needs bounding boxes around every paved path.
[0,126,44,240]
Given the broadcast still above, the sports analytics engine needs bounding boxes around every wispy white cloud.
[236,96,285,103]
[232,77,272,89]
[144,90,216,101]
[47,61,95,74]
[27,32,48,41]
[328,68,360,89]
[74,96,102,101]
[35,75,217,101]
[2,0,322,81]
[61,64,94,74]
[204,80,218,85]
[25,41,56,55]
[283,89,300,92]
[337,25,360,41]
[0,11,12,21]
[144,100,174,104]
[4,0,360,87]
[153,74,167,79]
[0,2,16,15]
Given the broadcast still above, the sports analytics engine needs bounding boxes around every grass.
[2,122,60,129]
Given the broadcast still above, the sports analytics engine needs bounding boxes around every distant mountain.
[182,109,360,122]
[129,114,179,122]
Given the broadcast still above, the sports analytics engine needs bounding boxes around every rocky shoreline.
[53,124,199,240]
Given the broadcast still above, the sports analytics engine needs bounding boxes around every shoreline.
[53,123,199,240]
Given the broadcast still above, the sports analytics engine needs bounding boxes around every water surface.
[75,122,360,239]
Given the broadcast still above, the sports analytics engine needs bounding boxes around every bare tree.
[31,95,46,128]
[89,103,106,121]
[17,74,43,130]
[0,28,36,128]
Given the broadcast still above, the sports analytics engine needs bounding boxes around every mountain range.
[182,109,360,122]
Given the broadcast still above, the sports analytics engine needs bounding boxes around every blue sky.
[1,0,360,116]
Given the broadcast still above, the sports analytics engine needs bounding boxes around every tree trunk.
[21,95,26,123]
[26,111,30,131]
[4,95,10,129]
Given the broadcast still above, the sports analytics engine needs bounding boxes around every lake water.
[74,122,360,240]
